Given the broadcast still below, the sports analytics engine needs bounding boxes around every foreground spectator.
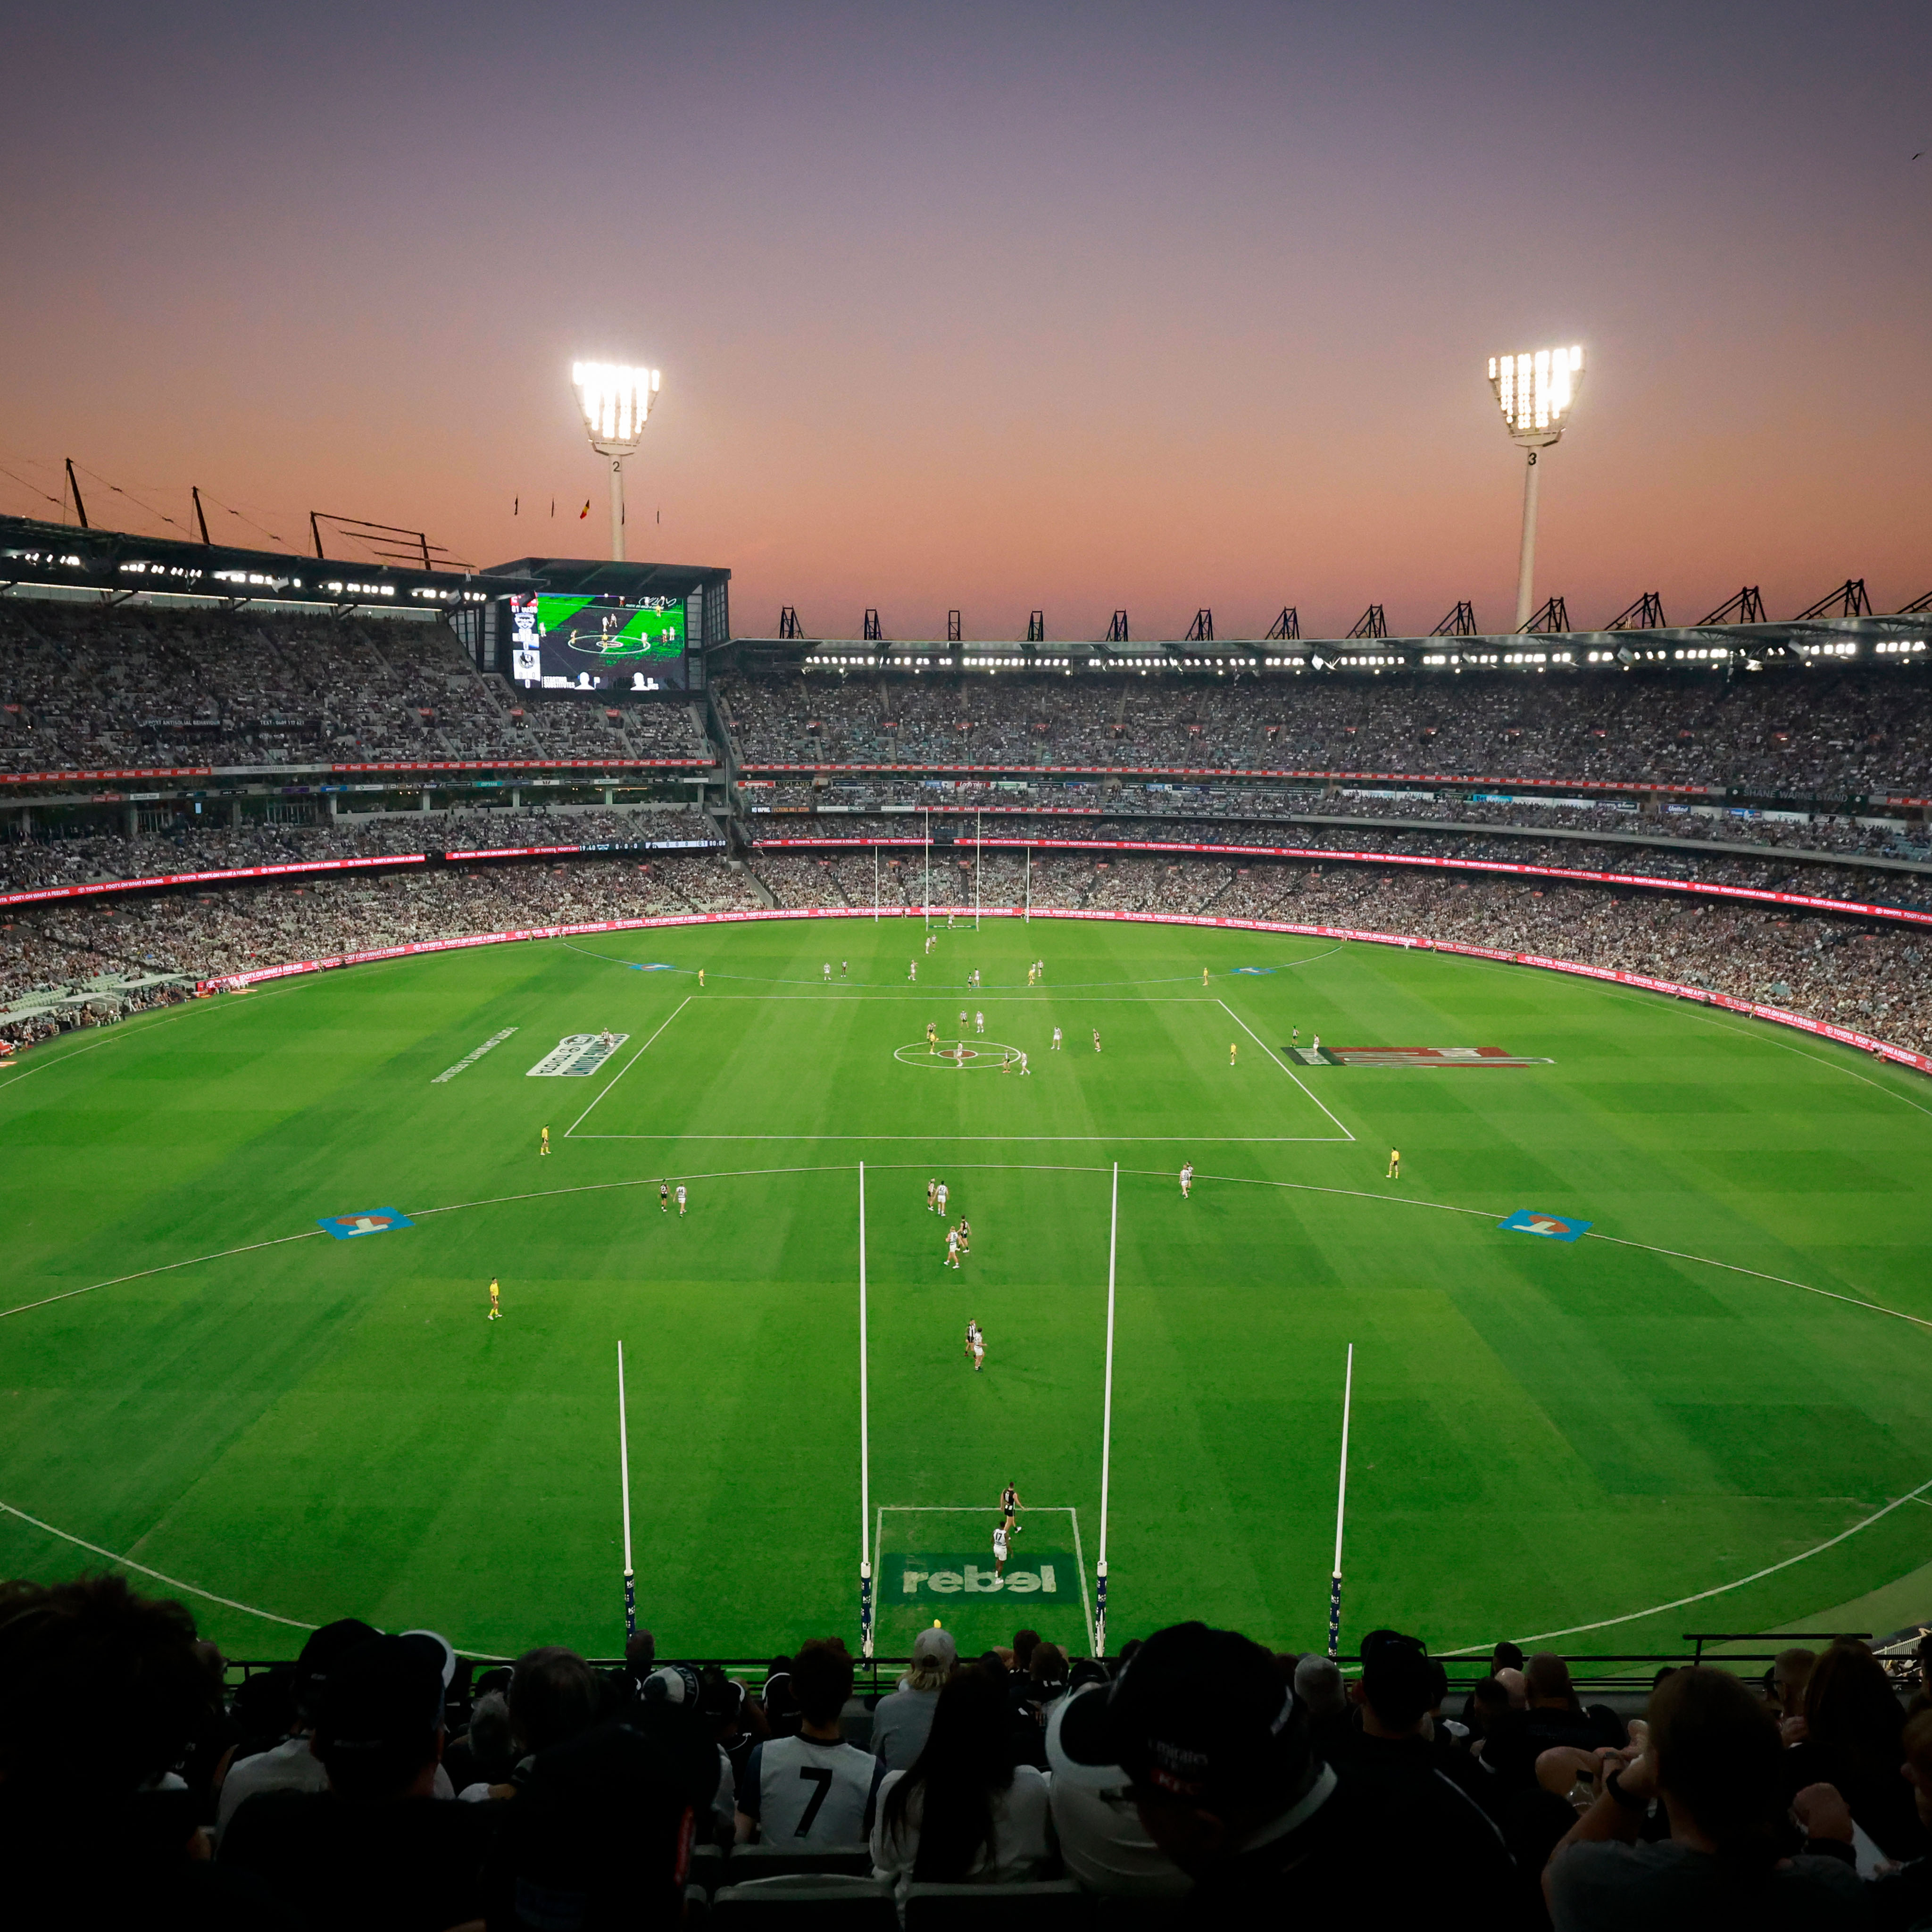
[735,1637,879,1843]
[1043,1682,1191,1899]
[1543,1664,1862,1927]
[0,1574,266,1926]
[215,1617,376,1839]
[220,1633,489,1932]
[1056,1619,1461,1926]
[872,1623,957,1770]
[871,1664,1054,1892]
[1783,1636,1928,1862]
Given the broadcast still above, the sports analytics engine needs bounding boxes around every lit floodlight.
[1487,345,1585,629]
[571,361,662,561]
[1488,345,1583,443]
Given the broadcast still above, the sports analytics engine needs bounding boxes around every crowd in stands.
[0,602,714,772]
[716,663,1932,800]
[11,1570,1932,1929]
[0,808,716,894]
[748,775,1932,866]
[5,846,1928,1055]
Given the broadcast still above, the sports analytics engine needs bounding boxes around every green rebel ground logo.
[896,1554,1066,1600]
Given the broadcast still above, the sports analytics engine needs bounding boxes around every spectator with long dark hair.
[871,1663,1054,1892]
[1783,1637,1927,1862]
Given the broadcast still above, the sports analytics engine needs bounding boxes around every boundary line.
[1216,996,1356,1141]
[1441,1473,1932,1653]
[0,1498,317,1630]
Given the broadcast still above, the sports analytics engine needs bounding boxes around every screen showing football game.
[508,592,688,691]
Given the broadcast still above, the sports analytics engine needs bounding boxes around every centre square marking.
[895,1550,1068,1598]
[892,1038,1022,1071]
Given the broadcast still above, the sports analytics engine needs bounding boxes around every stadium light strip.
[174,904,1932,1080]
[749,835,1932,931]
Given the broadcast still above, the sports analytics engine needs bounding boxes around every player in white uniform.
[972,1324,986,1372]
[675,1183,688,1216]
[991,1522,1009,1578]
[908,960,917,982]
[1092,1028,1102,1053]
[945,1227,960,1269]
[1180,1162,1194,1199]
[823,962,831,982]
[974,1011,984,1034]
[935,1181,949,1216]
[1018,1050,1030,1075]
[1051,1026,1062,1051]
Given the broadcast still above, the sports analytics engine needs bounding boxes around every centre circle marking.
[893,1039,1024,1070]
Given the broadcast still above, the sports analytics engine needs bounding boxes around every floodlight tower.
[1488,346,1584,630]
[571,361,661,562]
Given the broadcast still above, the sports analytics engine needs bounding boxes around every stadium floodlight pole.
[571,361,661,563]
[1327,1342,1355,1661]
[1487,347,1585,630]
[1095,1160,1119,1657]
[858,1161,874,1659]
[616,1341,637,1639]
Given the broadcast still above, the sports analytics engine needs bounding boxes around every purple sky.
[5,1,1928,639]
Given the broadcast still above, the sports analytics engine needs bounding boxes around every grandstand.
[8,523,1932,1929]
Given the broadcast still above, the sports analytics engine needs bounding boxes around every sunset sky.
[5,1,1928,641]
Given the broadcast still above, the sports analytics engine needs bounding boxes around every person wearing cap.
[220,1633,490,1929]
[215,1617,379,1842]
[873,1625,958,1771]
[1344,1630,1516,1903]
[1056,1619,1470,1921]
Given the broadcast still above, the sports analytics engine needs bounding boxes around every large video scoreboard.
[509,591,690,691]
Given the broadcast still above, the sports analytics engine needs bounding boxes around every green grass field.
[4,915,1932,1666]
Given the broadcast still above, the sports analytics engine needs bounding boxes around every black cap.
[1054,1622,1306,1806]
[313,1636,446,1792]
[294,1618,380,1717]
[1358,1629,1433,1731]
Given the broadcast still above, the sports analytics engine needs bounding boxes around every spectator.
[220,1633,491,1932]
[1543,1664,1862,1928]
[1859,1706,1932,1928]
[503,1644,603,1780]
[872,1664,1054,1893]
[1768,1645,1817,1731]
[1054,1619,1410,1922]
[1343,1630,1518,1908]
[1783,1637,1926,1862]
[1043,1682,1191,1899]
[1012,1628,1041,1675]
[873,1624,957,1770]
[1908,1634,1932,1720]
[0,1574,266,1926]
[215,1617,378,1839]
[1010,1641,1069,1771]
[1292,1651,1353,1769]
[447,1690,514,1799]
[735,1638,879,1844]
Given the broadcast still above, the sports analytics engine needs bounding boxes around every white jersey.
[974,1013,984,1032]
[675,1186,687,1208]
[936,1185,949,1212]
[740,1733,877,1843]
[992,1527,1008,1562]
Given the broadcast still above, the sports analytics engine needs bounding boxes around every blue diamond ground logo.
[318,1208,414,1241]
[1498,1208,1591,1242]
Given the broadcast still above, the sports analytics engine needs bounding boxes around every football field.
[4,914,1932,1665]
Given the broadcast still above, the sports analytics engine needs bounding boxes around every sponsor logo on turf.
[1499,1208,1591,1242]
[526,1033,630,1077]
[1293,1044,1554,1068]
[431,1027,518,1084]
[897,1554,1063,1598]
[318,1208,414,1240]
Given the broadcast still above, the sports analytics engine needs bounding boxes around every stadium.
[8,9,1932,1922]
